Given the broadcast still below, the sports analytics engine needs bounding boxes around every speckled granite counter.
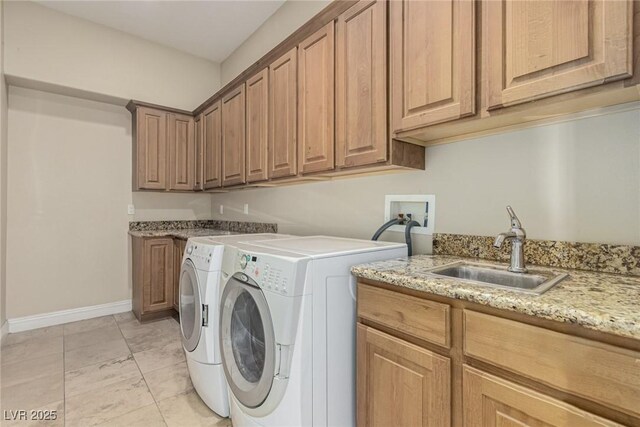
[128,219,278,240]
[352,255,640,340]
[128,228,233,240]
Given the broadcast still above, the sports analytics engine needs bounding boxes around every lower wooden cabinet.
[133,236,188,321]
[464,310,640,419]
[357,323,451,427]
[463,366,620,427]
[357,281,638,426]
[132,236,175,321]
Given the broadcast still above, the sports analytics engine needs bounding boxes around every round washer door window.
[220,275,275,408]
[179,259,202,352]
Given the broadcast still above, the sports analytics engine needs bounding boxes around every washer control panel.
[235,251,299,296]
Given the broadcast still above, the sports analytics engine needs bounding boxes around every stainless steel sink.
[427,262,568,294]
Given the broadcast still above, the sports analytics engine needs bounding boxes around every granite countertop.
[128,228,234,240]
[352,255,640,340]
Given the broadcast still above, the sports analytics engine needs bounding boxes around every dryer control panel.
[234,251,305,296]
[185,241,224,272]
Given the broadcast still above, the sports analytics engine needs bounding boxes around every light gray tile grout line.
[114,313,170,427]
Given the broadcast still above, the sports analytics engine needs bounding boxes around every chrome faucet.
[494,206,527,273]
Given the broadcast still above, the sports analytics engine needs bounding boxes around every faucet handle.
[506,206,522,228]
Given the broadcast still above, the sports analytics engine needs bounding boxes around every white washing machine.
[179,234,292,417]
[218,236,407,426]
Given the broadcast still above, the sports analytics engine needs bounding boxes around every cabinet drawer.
[463,365,620,427]
[464,310,640,418]
[357,283,450,348]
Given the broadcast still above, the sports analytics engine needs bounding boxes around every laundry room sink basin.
[427,262,567,294]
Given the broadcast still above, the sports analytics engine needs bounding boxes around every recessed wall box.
[384,195,435,235]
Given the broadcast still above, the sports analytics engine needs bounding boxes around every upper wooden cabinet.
[336,0,388,169]
[221,85,246,186]
[167,113,195,191]
[129,0,636,180]
[268,48,298,179]
[298,22,335,174]
[131,105,197,192]
[357,324,451,427]
[202,101,222,190]
[390,0,475,133]
[194,114,203,191]
[133,107,168,190]
[484,0,634,110]
[246,69,269,183]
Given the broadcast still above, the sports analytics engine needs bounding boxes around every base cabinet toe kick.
[356,281,640,427]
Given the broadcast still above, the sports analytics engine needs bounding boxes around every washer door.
[220,274,275,409]
[179,259,202,352]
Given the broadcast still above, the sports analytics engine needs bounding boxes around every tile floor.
[0,312,231,427]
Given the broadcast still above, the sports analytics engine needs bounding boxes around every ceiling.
[35,0,287,63]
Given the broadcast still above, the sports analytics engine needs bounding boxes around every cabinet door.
[203,101,222,189]
[269,48,298,179]
[357,324,451,427]
[222,85,246,186]
[336,0,387,169]
[168,113,195,191]
[484,0,633,110]
[390,0,475,132]
[135,107,167,190]
[194,114,203,191]
[142,238,174,314]
[298,22,335,174]
[463,366,620,427]
[246,69,269,183]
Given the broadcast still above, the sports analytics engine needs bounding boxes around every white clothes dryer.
[179,233,291,417]
[218,236,407,427]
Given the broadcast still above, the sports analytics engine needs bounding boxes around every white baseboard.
[7,300,132,333]
[1,321,8,343]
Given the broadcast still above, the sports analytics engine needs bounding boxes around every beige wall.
[3,1,224,320]
[1,0,7,328]
[4,1,221,110]
[220,0,330,85]
[211,104,640,247]
[5,87,213,319]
